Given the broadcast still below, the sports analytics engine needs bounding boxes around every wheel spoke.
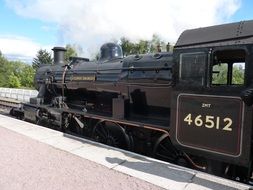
[154,134,180,163]
[92,121,131,150]
[107,134,119,147]
[159,143,170,152]
[166,145,179,155]
[95,128,107,139]
[157,144,177,160]
[100,124,108,137]
[159,139,178,155]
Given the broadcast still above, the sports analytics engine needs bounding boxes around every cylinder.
[52,47,66,65]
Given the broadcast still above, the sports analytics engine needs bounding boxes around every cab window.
[179,52,206,86]
[211,49,245,86]
[232,63,245,85]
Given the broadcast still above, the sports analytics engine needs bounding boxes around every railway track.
[0,97,21,114]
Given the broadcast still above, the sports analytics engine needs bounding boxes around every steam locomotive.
[12,20,253,183]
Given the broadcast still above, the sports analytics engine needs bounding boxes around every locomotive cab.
[170,21,253,180]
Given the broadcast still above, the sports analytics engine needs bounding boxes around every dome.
[99,43,123,62]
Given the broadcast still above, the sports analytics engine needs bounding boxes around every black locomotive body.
[13,20,253,183]
[34,44,173,126]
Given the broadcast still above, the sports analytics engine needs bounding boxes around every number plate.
[176,94,244,157]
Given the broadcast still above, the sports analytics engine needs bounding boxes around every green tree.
[32,49,53,69]
[120,37,135,56]
[120,34,167,56]
[137,40,150,54]
[8,72,21,88]
[0,51,35,88]
[149,34,166,53]
[64,44,78,61]
[19,64,35,88]
[0,52,11,87]
[212,64,244,85]
[232,65,244,84]
[7,61,35,88]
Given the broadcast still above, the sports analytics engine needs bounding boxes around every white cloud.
[0,35,52,62]
[5,0,241,57]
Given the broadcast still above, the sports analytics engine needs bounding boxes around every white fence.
[0,88,38,102]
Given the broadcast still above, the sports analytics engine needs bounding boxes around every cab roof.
[175,20,253,49]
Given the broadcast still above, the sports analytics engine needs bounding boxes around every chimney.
[52,47,66,65]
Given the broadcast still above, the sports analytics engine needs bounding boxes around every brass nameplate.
[71,75,96,81]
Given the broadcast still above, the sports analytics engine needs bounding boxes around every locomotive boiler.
[12,20,253,184]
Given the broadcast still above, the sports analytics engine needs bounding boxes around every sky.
[0,0,252,63]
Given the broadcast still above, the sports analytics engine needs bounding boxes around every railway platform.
[0,114,252,190]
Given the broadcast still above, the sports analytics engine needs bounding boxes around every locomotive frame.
[12,20,253,183]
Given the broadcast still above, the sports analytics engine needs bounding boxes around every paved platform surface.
[0,114,252,190]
